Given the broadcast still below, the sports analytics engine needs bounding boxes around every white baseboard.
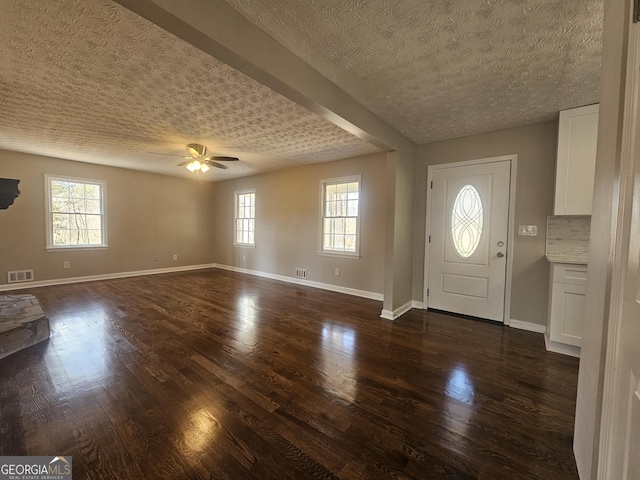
[380,300,413,321]
[0,264,216,292]
[212,263,384,301]
[411,300,425,309]
[544,334,581,358]
[509,319,546,334]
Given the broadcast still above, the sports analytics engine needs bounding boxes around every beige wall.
[0,150,215,285]
[413,121,558,326]
[573,0,630,477]
[210,152,387,295]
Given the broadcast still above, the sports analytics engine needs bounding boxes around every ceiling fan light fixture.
[186,161,197,172]
[200,163,210,173]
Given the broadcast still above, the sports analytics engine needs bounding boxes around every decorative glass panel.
[451,184,484,258]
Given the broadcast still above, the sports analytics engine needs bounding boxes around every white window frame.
[45,174,107,251]
[234,189,256,247]
[319,175,361,258]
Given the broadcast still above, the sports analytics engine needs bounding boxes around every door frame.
[598,7,640,478]
[424,155,518,324]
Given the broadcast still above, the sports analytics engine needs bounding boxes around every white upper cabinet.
[554,104,599,215]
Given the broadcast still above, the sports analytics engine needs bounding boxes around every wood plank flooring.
[0,269,580,479]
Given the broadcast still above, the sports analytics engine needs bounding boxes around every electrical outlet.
[518,225,538,237]
[63,261,70,269]
[335,268,340,276]
[242,255,246,262]
[173,254,178,260]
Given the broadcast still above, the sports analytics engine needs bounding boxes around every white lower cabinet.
[546,263,587,357]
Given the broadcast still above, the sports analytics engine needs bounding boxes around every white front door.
[427,159,511,322]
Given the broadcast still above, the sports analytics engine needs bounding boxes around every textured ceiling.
[0,0,603,181]
[0,0,381,181]
[224,0,603,144]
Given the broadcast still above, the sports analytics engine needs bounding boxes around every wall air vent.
[295,268,307,279]
[7,270,34,284]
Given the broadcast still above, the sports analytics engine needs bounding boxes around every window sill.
[318,251,360,259]
[233,243,256,249]
[46,245,108,252]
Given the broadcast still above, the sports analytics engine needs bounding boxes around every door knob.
[497,252,505,258]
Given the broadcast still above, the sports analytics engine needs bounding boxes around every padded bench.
[0,294,50,360]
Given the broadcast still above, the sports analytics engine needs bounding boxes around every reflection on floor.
[0,269,580,479]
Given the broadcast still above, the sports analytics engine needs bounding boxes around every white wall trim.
[0,264,216,292]
[380,300,413,321]
[509,319,546,334]
[213,263,384,301]
[411,300,424,309]
[544,335,581,358]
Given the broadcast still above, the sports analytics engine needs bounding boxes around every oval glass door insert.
[451,184,484,258]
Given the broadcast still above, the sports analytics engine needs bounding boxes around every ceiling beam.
[113,0,416,153]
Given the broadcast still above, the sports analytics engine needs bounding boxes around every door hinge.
[426,288,429,297]
[635,0,640,22]
[430,180,433,189]
[428,235,431,243]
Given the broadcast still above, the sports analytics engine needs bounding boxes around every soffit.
[224,0,604,144]
[0,0,381,181]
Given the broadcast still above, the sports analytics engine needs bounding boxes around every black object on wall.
[0,178,20,210]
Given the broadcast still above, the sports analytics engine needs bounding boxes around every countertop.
[545,254,588,265]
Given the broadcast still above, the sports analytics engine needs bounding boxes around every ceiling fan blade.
[204,160,228,170]
[186,143,207,158]
[177,160,191,166]
[204,156,239,162]
[148,151,182,157]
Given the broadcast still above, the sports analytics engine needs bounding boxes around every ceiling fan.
[152,144,238,174]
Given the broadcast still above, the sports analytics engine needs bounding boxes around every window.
[235,190,255,246]
[46,175,106,249]
[321,176,360,256]
[451,184,484,258]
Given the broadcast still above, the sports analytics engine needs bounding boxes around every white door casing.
[599,12,640,480]
[426,158,513,322]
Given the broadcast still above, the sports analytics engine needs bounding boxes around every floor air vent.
[7,270,34,283]
[295,268,307,279]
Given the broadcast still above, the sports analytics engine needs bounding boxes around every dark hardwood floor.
[0,269,580,479]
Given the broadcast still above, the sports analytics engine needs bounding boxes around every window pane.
[51,198,70,213]
[345,218,357,234]
[85,184,100,199]
[345,236,356,252]
[54,229,68,245]
[88,230,102,244]
[334,218,344,234]
[347,200,358,216]
[86,199,101,214]
[323,234,333,250]
[86,215,102,230]
[334,234,345,250]
[51,181,70,198]
[451,184,484,258]
[53,213,70,229]
[248,231,254,244]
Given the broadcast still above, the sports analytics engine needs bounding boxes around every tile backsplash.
[546,215,591,261]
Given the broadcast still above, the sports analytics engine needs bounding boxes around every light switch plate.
[518,225,538,236]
